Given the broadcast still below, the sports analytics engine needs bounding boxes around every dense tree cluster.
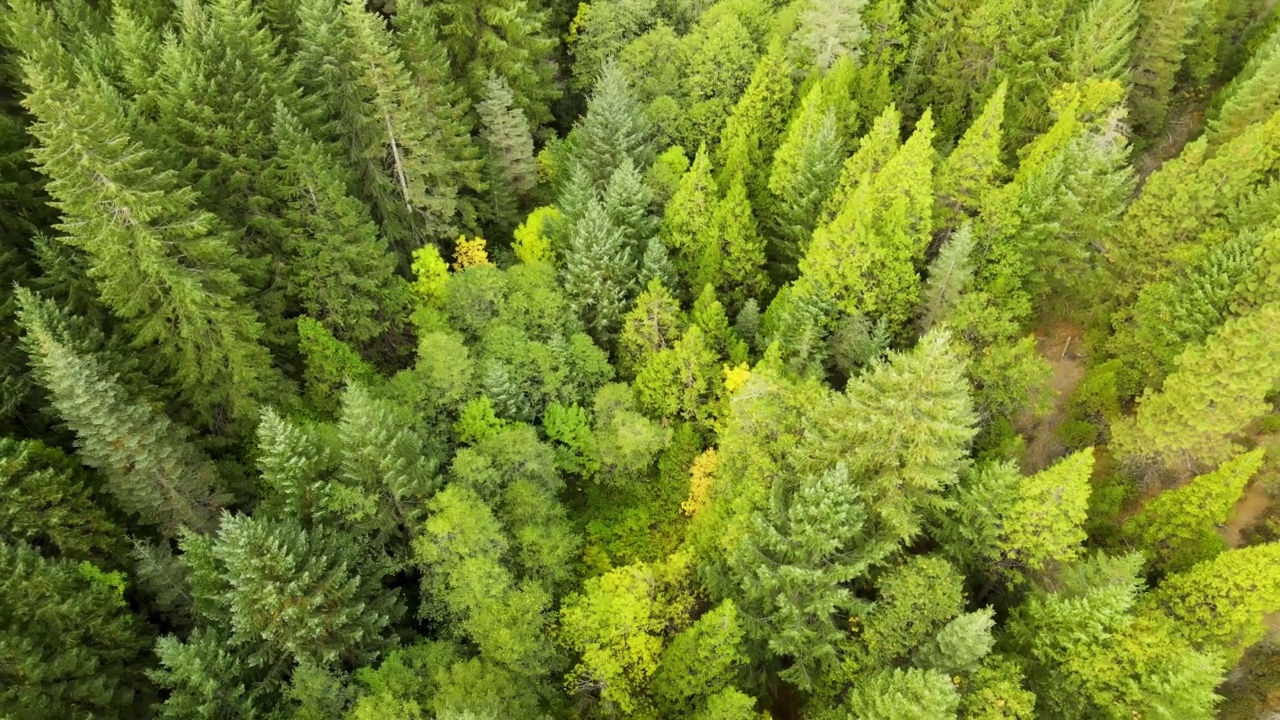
[1,0,1279,718]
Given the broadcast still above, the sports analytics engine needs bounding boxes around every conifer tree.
[561,200,636,346]
[405,0,559,130]
[20,67,286,432]
[1143,543,1280,664]
[851,0,910,128]
[271,104,411,351]
[571,61,655,192]
[18,290,226,536]
[661,145,719,295]
[998,448,1093,576]
[0,543,149,718]
[202,512,402,668]
[842,667,960,717]
[679,14,759,150]
[1124,449,1265,574]
[0,436,126,563]
[795,0,870,71]
[149,629,258,720]
[639,236,681,291]
[618,280,686,378]
[716,40,794,192]
[477,73,537,235]
[1110,302,1280,471]
[1128,0,1211,135]
[935,82,1006,231]
[651,600,749,716]
[296,316,382,417]
[821,103,902,224]
[1209,27,1280,146]
[713,173,769,312]
[603,157,659,257]
[767,82,844,269]
[919,224,976,332]
[1063,0,1139,84]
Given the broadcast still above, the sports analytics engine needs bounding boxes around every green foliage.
[652,600,749,716]
[844,555,968,676]
[1128,0,1211,135]
[767,81,844,271]
[1064,0,1138,84]
[1124,449,1264,573]
[297,316,381,417]
[842,667,961,719]
[935,83,1006,231]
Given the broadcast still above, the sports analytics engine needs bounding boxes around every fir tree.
[998,448,1094,576]
[1209,26,1280,146]
[571,60,655,192]
[651,600,749,716]
[1124,449,1265,574]
[713,173,769,312]
[561,200,636,347]
[661,145,719,296]
[795,0,870,71]
[0,543,149,718]
[149,628,258,719]
[20,67,286,432]
[18,289,226,536]
[821,102,902,224]
[678,14,759,150]
[851,0,910,128]
[1110,302,1280,471]
[716,40,794,192]
[1128,0,1211,135]
[842,668,960,717]
[603,157,659,257]
[919,224,977,332]
[271,104,411,351]
[477,73,537,235]
[618,279,686,378]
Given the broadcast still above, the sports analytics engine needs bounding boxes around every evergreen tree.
[18,289,226,536]
[571,61,654,192]
[661,145,720,295]
[1143,542,1280,664]
[0,543,149,719]
[997,448,1094,576]
[919,224,977,332]
[150,628,258,719]
[20,67,286,432]
[403,0,559,130]
[296,316,382,417]
[1128,0,1211,135]
[618,279,686,378]
[603,157,659,257]
[562,200,636,347]
[1063,0,1139,84]
[1110,302,1280,471]
[767,82,844,270]
[716,40,794,191]
[935,82,1007,231]
[713,173,769,311]
[477,73,537,235]
[200,512,402,668]
[271,104,411,351]
[1209,26,1280,146]
[651,600,749,716]
[821,102,902,224]
[0,436,126,563]
[678,14,759,150]
[841,667,961,718]
[851,0,910,129]
[1124,449,1265,574]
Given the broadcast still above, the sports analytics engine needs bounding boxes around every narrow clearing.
[1020,321,1086,473]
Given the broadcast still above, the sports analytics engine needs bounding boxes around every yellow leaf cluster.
[452,235,491,271]
[682,448,719,517]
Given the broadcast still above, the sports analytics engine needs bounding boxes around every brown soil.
[1020,321,1087,473]
[1221,482,1273,549]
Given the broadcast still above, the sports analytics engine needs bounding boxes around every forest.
[1,0,1279,717]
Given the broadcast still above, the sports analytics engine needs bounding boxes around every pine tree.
[1063,0,1139,84]
[1143,542,1280,664]
[0,436,126,563]
[661,145,720,295]
[271,104,411,351]
[561,200,636,346]
[18,289,226,536]
[998,449,1094,576]
[404,0,559,130]
[1128,0,1211,136]
[19,66,286,432]
[477,73,537,235]
[570,61,655,192]
[0,543,149,718]
[1124,449,1264,574]
[935,82,1006,231]
[1110,302,1280,471]
[919,224,977,332]
[767,82,844,270]
[149,628,258,720]
[713,173,769,312]
[1209,26,1280,146]
[205,512,403,668]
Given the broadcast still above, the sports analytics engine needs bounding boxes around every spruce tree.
[0,436,126,563]
[477,73,537,235]
[851,0,910,128]
[1209,26,1280,146]
[767,82,844,270]
[18,289,226,536]
[1110,302,1280,471]
[821,103,902,224]
[0,543,149,718]
[571,61,655,192]
[561,200,636,346]
[998,449,1094,576]
[934,81,1006,231]
[1124,449,1265,574]
[713,173,769,312]
[919,224,977,332]
[716,40,794,194]
[271,104,411,351]
[149,628,258,719]
[1128,0,1211,136]
[602,157,659,257]
[20,66,287,432]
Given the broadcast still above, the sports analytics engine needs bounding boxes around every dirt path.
[1221,482,1273,548]
[1020,321,1087,473]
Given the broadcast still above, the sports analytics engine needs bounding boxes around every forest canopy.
[1,0,1280,718]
